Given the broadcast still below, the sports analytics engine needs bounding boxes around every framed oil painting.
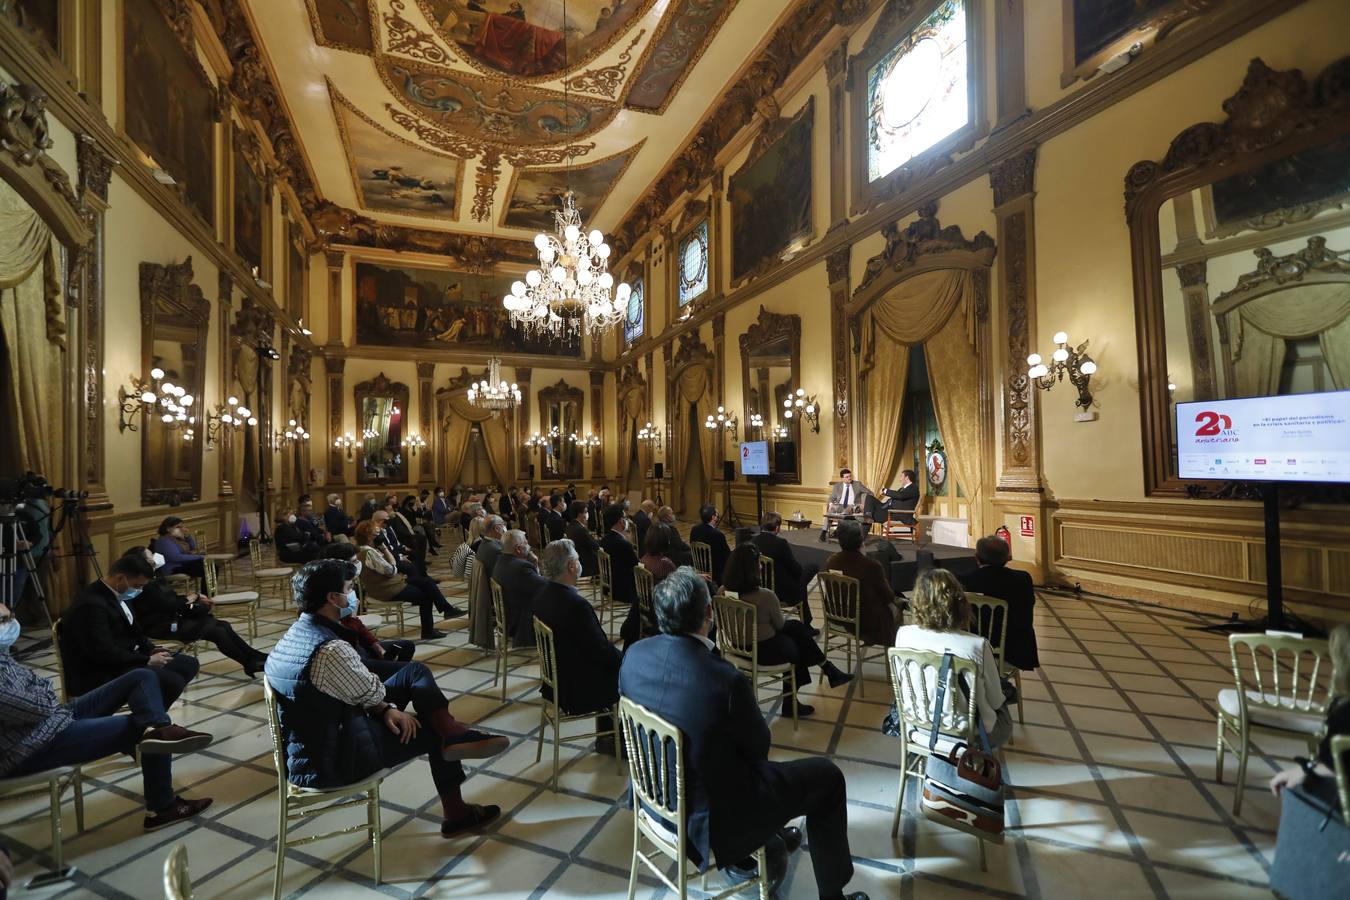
[305,0,376,53]
[232,135,265,273]
[354,260,581,356]
[729,99,813,285]
[14,0,60,56]
[333,88,463,221]
[1202,134,1350,238]
[1068,0,1176,67]
[123,0,216,223]
[501,142,641,232]
[415,0,656,80]
[287,224,306,320]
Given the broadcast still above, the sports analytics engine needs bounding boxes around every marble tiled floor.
[2,546,1296,899]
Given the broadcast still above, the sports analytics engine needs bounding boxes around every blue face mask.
[0,618,20,652]
[120,586,143,602]
[337,590,357,618]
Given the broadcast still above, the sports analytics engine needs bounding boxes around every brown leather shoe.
[139,724,214,755]
[144,796,213,831]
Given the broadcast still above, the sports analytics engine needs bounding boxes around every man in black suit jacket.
[599,503,642,647]
[564,502,601,576]
[533,539,620,752]
[60,553,200,703]
[752,512,817,627]
[619,569,867,900]
[689,504,731,585]
[632,500,654,554]
[492,530,549,647]
[655,506,695,569]
[958,536,1039,671]
[878,469,921,525]
[324,493,354,538]
[563,483,577,506]
[541,496,566,542]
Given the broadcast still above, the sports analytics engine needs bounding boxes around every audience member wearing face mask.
[151,516,206,579]
[322,543,416,676]
[59,553,201,704]
[122,547,268,677]
[274,506,324,564]
[0,601,217,832]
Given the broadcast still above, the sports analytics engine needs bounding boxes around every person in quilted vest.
[264,559,510,837]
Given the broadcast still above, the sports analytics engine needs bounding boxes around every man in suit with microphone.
[820,468,867,541]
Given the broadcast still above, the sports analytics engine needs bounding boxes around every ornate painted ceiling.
[245,0,789,248]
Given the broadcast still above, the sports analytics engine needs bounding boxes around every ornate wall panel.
[417,360,434,482]
[326,355,346,484]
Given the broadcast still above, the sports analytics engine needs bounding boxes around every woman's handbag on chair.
[919,652,1006,842]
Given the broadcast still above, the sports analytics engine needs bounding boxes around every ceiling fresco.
[260,0,775,242]
[413,0,658,80]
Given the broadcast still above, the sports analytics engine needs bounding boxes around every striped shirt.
[0,653,73,776]
[309,639,385,709]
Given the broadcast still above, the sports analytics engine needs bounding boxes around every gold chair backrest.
[51,617,69,703]
[819,571,861,630]
[1228,632,1332,719]
[757,555,774,593]
[1332,733,1350,827]
[618,697,686,860]
[634,564,655,624]
[248,538,263,570]
[354,577,367,614]
[260,676,290,788]
[887,646,981,743]
[490,579,506,642]
[965,593,1009,666]
[597,548,613,602]
[163,843,192,900]
[691,542,713,577]
[203,556,219,596]
[713,595,758,669]
[534,617,559,706]
[192,529,209,552]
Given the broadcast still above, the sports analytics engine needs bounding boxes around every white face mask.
[150,552,166,570]
[287,515,297,524]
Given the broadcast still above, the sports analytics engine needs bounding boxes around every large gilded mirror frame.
[140,258,210,506]
[739,306,802,484]
[537,378,585,480]
[1126,55,1350,499]
[353,372,410,485]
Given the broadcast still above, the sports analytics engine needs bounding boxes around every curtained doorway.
[681,402,706,516]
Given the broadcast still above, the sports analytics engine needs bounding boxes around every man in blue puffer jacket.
[265,559,509,837]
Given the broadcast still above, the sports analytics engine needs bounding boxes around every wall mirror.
[739,306,802,484]
[140,259,210,506]
[1128,57,1350,496]
[537,379,583,480]
[354,373,409,484]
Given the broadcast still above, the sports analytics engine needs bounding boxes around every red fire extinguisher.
[995,524,1013,558]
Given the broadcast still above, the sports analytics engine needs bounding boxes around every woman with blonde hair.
[1270,622,1350,799]
[354,521,460,639]
[893,568,1013,749]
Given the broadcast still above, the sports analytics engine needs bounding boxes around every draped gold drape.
[861,268,978,501]
[672,364,716,513]
[0,178,70,609]
[1228,283,1350,396]
[618,387,645,492]
[441,393,511,487]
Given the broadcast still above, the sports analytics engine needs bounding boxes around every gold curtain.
[618,387,644,492]
[441,393,511,487]
[0,178,70,609]
[926,310,984,523]
[1228,283,1350,395]
[860,342,909,492]
[672,364,707,503]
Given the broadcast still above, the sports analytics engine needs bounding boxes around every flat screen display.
[1176,391,1350,483]
[739,441,770,477]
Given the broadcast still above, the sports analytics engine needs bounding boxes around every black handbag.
[919,652,1006,843]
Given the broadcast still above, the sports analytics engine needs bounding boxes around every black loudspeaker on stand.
[652,462,664,505]
[718,460,742,529]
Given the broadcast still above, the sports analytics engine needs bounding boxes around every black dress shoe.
[782,699,815,718]
[725,836,788,894]
[421,629,448,640]
[778,825,802,854]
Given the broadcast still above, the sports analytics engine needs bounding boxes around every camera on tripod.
[0,472,86,512]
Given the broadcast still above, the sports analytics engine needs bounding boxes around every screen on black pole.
[1175,390,1350,484]
[739,441,770,477]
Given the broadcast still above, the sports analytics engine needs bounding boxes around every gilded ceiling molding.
[624,0,741,114]
[498,140,645,231]
[383,102,597,166]
[310,201,535,271]
[563,30,646,101]
[612,0,858,256]
[412,0,658,84]
[383,102,479,156]
[304,0,376,55]
[382,0,456,66]
[472,149,500,223]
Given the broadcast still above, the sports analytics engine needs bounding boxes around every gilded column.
[417,362,435,484]
[217,271,236,497]
[712,313,725,404]
[590,370,605,480]
[515,366,532,479]
[325,251,345,347]
[325,356,346,485]
[826,246,851,472]
[76,134,114,509]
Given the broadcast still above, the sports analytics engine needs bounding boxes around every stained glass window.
[624,277,645,345]
[866,0,968,184]
[678,220,709,307]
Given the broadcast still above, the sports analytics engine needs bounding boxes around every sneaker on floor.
[440,803,500,837]
[139,725,214,755]
[144,796,213,831]
[441,729,509,761]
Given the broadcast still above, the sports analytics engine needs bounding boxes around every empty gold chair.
[194,527,236,589]
[0,766,84,886]
[1216,631,1331,815]
[818,570,888,697]
[617,697,771,899]
[712,594,797,730]
[203,555,261,641]
[533,617,620,791]
[596,547,618,638]
[248,539,294,608]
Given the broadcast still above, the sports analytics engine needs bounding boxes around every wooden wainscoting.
[1049,499,1350,625]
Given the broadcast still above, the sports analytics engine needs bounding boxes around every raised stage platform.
[777,527,978,594]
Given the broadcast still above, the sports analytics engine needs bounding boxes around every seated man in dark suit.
[532,539,621,754]
[492,529,548,647]
[877,469,921,525]
[619,568,868,900]
[958,535,1039,672]
[753,511,817,628]
[599,502,642,647]
[633,500,655,554]
[564,501,601,576]
[324,493,355,538]
[655,506,695,569]
[689,504,731,585]
[60,553,200,705]
[542,496,566,542]
[296,496,331,545]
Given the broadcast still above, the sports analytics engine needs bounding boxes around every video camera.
[0,472,86,512]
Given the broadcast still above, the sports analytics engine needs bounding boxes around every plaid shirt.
[0,652,72,776]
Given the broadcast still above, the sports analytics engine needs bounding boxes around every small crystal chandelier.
[466,357,521,415]
[502,191,630,342]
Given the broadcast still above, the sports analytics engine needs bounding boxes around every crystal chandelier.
[502,191,631,342]
[466,357,521,415]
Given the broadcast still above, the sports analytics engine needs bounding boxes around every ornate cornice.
[416,361,436,379]
[1125,56,1350,217]
[738,305,800,353]
[990,145,1038,207]
[354,371,407,397]
[1176,260,1208,289]
[76,133,116,205]
[855,201,996,295]
[826,245,851,286]
[310,201,535,271]
[140,257,211,325]
[672,329,713,371]
[1213,236,1350,304]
